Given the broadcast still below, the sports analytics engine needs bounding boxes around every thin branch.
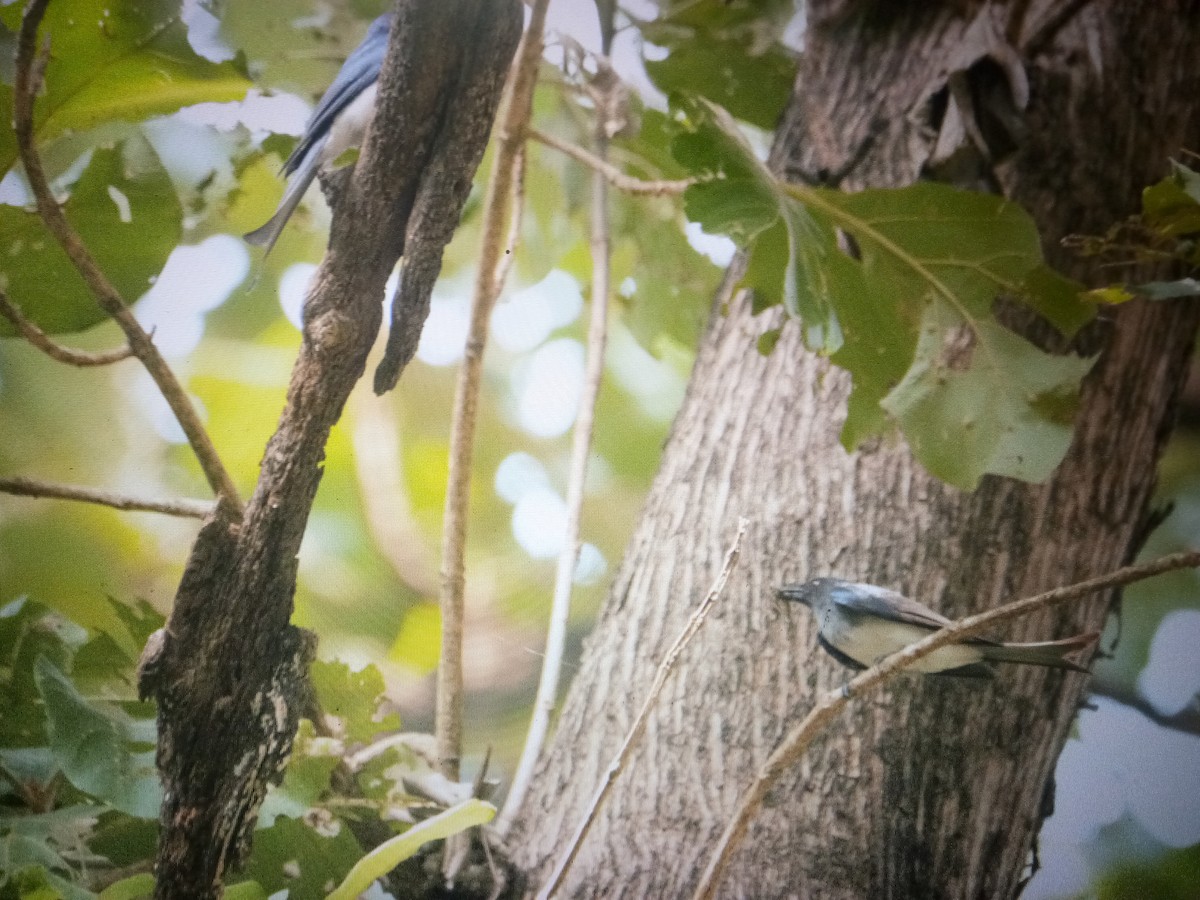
[436,0,551,783]
[528,126,696,196]
[538,519,748,900]
[1089,675,1200,738]
[492,143,527,294]
[691,548,1200,900]
[0,290,134,367]
[497,61,617,836]
[14,0,242,515]
[0,476,213,519]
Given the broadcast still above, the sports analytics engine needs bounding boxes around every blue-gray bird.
[778,577,1098,677]
[245,14,392,255]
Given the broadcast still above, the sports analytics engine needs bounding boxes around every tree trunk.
[509,2,1200,897]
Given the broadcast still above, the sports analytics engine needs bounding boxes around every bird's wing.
[283,14,391,176]
[830,581,1001,646]
[829,582,952,629]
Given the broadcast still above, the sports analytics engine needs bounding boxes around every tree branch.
[0,476,213,519]
[497,40,621,837]
[13,0,242,515]
[437,0,550,784]
[135,5,522,896]
[528,126,696,196]
[0,290,134,367]
[539,519,748,900]
[691,548,1200,900]
[1089,674,1200,738]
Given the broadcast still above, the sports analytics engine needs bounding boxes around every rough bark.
[510,2,1200,897]
[136,3,521,898]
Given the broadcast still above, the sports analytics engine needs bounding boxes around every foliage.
[1066,159,1200,303]
[0,598,481,899]
[1,1,1197,897]
[668,97,1097,488]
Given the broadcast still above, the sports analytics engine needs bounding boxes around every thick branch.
[0,476,212,519]
[692,548,1200,900]
[139,4,522,897]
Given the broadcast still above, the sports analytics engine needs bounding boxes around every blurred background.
[0,1,1197,897]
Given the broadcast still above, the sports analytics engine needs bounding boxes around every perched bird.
[244,14,392,255]
[777,577,1099,678]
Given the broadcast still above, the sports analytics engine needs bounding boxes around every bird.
[244,14,392,255]
[777,577,1099,678]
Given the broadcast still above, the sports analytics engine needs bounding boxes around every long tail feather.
[982,631,1100,673]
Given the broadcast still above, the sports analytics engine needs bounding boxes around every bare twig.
[0,290,134,366]
[437,0,551,783]
[0,476,213,519]
[1089,675,1200,738]
[538,519,748,900]
[14,0,242,515]
[497,56,617,837]
[691,548,1200,900]
[528,127,696,196]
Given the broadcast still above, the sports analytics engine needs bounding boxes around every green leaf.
[0,0,250,178]
[640,0,796,130]
[1141,168,1200,237]
[881,305,1094,487]
[241,816,363,898]
[0,137,182,336]
[224,882,267,900]
[1017,264,1095,337]
[96,874,154,900]
[33,657,161,819]
[309,661,400,744]
[257,720,340,828]
[325,799,496,900]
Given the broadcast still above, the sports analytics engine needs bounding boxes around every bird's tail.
[244,142,324,256]
[981,631,1100,673]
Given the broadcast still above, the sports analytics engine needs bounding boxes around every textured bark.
[510,2,1200,897]
[136,3,521,898]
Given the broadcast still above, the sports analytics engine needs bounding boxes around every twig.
[528,127,696,196]
[436,0,551,784]
[13,0,242,515]
[691,548,1200,900]
[0,476,213,519]
[1089,675,1200,738]
[497,54,617,837]
[538,518,748,900]
[0,290,134,367]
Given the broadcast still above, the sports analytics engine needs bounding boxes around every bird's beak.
[776,584,808,606]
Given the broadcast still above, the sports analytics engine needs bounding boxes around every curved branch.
[692,548,1200,900]
[14,0,242,514]
[0,290,134,366]
[0,476,213,519]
